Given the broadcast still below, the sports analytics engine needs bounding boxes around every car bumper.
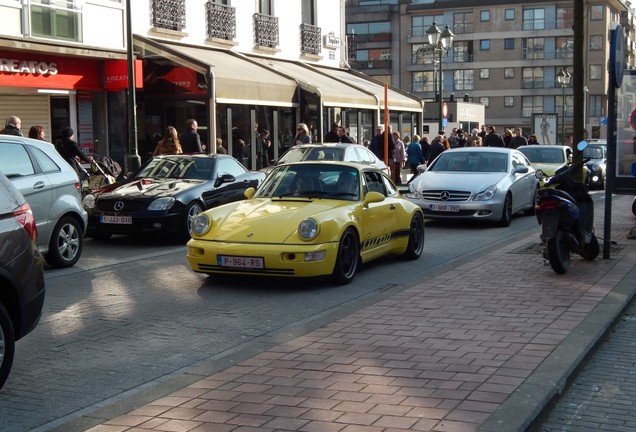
[403,193,503,221]
[87,211,185,235]
[187,239,340,278]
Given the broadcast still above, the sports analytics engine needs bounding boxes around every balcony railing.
[151,0,186,32]
[205,2,236,40]
[521,49,574,60]
[300,23,321,55]
[254,13,279,48]
[410,53,473,65]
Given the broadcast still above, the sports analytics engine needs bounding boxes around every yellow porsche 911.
[186,161,425,284]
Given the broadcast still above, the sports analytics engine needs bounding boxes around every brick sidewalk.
[84,196,636,432]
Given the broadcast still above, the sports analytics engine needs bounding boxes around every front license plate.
[100,215,132,224]
[429,204,460,212]
[218,255,264,269]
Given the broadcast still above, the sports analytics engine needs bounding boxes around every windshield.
[519,147,565,164]
[583,146,605,159]
[255,163,361,201]
[428,152,509,173]
[278,147,345,164]
[136,157,213,180]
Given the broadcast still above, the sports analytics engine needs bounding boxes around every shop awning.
[134,36,298,107]
[323,67,424,113]
[251,58,378,110]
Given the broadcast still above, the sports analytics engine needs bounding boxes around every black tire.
[184,201,204,239]
[44,216,83,268]
[581,234,600,261]
[403,212,425,260]
[547,230,571,274]
[0,303,16,390]
[331,228,360,285]
[498,193,513,227]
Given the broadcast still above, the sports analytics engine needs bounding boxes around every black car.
[82,154,266,240]
[583,142,607,190]
[0,172,45,389]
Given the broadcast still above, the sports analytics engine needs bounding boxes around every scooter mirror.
[576,140,589,151]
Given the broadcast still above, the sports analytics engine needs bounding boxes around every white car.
[0,135,87,267]
[404,147,538,227]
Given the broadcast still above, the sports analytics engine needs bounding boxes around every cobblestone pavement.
[58,195,636,432]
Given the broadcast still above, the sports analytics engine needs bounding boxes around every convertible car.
[404,147,538,227]
[187,161,425,284]
[518,145,572,187]
[82,154,265,240]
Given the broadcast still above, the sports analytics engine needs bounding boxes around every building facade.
[346,0,636,143]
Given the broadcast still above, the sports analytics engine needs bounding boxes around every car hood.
[412,171,507,193]
[206,198,353,243]
[530,162,566,176]
[96,178,203,199]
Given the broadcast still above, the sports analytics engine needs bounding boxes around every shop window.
[30,0,82,42]
[151,0,186,32]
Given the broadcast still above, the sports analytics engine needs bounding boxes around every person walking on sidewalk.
[179,119,203,154]
[392,131,406,184]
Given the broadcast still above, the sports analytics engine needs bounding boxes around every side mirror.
[513,165,529,174]
[215,173,236,187]
[244,187,256,199]
[363,191,385,207]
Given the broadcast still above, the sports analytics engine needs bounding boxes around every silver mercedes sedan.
[403,147,538,227]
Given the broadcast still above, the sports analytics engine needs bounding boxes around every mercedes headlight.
[473,185,498,201]
[148,197,176,210]
[298,218,319,241]
[191,214,211,236]
[82,194,95,209]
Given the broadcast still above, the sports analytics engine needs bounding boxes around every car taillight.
[75,181,81,192]
[535,197,565,212]
[13,203,38,242]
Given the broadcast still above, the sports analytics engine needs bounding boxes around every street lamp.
[426,22,454,131]
[557,67,571,145]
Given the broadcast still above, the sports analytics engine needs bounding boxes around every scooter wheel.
[547,230,570,274]
[581,234,600,260]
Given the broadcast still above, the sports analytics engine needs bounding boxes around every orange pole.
[383,84,389,166]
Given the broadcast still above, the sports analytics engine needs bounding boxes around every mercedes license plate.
[429,204,460,212]
[101,215,132,224]
[218,255,264,269]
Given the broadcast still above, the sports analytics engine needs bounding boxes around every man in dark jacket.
[427,134,445,165]
[370,125,395,162]
[483,125,505,147]
[510,128,528,149]
[0,116,22,136]
[179,119,203,153]
[57,127,91,173]
[324,123,339,142]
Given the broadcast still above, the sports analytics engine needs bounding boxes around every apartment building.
[346,0,636,143]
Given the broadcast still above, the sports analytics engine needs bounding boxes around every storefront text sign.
[324,32,340,49]
[0,58,58,75]
[104,60,143,90]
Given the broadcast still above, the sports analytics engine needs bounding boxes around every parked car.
[0,172,45,390]
[0,135,87,268]
[582,142,607,189]
[187,161,424,284]
[404,147,538,227]
[265,143,388,174]
[82,154,266,240]
[518,145,573,188]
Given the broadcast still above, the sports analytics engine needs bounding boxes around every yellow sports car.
[187,161,425,284]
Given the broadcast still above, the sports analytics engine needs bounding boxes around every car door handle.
[33,181,46,190]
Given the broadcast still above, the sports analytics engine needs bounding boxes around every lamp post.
[557,67,571,145]
[426,22,454,131]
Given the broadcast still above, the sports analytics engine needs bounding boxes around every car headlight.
[82,194,95,209]
[535,169,545,180]
[473,185,498,201]
[148,197,176,210]
[298,218,319,241]
[191,213,211,236]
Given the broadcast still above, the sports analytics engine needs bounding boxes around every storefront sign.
[104,59,143,90]
[324,32,340,49]
[0,51,102,90]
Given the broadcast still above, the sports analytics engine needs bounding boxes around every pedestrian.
[448,128,460,148]
[478,125,487,140]
[363,139,370,148]
[28,125,47,141]
[370,125,395,162]
[511,128,528,148]
[56,127,92,173]
[466,128,481,147]
[503,129,513,148]
[428,132,446,165]
[324,122,339,142]
[179,119,203,154]
[483,125,505,147]
[337,126,353,143]
[153,126,183,156]
[293,123,311,145]
[257,129,271,168]
[0,115,22,136]
[455,129,467,148]
[406,134,424,176]
[392,131,406,184]
[528,134,539,145]
[216,138,227,154]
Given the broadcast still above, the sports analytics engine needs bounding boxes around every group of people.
[152,119,206,156]
[0,115,92,171]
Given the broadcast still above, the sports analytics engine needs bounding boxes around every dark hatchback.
[582,143,607,189]
[0,172,45,390]
[82,154,266,240]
